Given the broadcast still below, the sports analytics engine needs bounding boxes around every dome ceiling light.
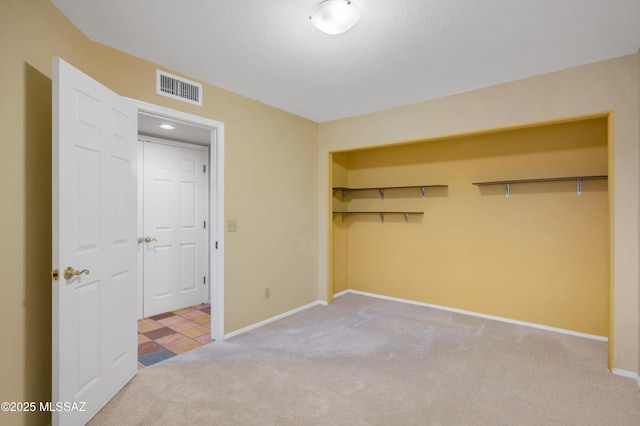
[309,0,361,35]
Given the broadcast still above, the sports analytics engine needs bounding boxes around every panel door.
[143,141,207,316]
[52,58,138,425]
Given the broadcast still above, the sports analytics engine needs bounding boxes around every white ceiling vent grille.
[156,70,202,106]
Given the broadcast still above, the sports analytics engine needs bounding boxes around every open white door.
[52,58,138,425]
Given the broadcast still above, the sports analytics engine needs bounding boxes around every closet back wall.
[332,117,609,337]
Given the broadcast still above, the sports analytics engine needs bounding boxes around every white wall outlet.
[226,220,238,232]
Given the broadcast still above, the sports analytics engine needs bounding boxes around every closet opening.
[330,115,611,359]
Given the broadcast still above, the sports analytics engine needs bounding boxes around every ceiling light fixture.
[159,123,176,130]
[309,0,360,35]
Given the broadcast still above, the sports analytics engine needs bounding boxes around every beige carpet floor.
[90,293,640,425]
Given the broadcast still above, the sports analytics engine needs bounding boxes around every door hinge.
[215,241,218,249]
[203,164,206,173]
[51,269,59,281]
[203,276,206,284]
[204,220,206,229]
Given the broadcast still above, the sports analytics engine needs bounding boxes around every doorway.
[128,99,225,341]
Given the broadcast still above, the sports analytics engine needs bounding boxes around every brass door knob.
[64,266,90,280]
[144,236,157,243]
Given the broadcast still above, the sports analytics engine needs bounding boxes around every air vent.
[156,70,202,106]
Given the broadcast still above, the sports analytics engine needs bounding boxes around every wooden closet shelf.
[333,185,447,200]
[334,185,447,191]
[472,175,607,186]
[332,211,424,224]
[472,175,607,198]
[333,211,425,215]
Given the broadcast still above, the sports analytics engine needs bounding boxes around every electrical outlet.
[226,220,237,232]
[265,288,270,299]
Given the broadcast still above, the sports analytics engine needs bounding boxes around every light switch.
[226,220,238,232]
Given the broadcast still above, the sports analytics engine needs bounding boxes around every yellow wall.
[319,53,639,373]
[0,1,318,424]
[331,153,349,294]
[637,51,640,373]
[334,118,609,336]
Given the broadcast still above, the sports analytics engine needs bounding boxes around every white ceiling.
[51,0,640,123]
[138,113,211,145]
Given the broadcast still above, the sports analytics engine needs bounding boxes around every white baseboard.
[223,300,325,339]
[333,290,350,298]
[335,289,608,343]
[612,368,640,387]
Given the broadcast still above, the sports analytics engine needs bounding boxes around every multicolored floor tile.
[137,303,212,368]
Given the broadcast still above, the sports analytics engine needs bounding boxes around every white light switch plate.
[226,220,238,232]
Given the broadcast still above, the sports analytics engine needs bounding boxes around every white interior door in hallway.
[142,138,209,317]
[52,57,138,426]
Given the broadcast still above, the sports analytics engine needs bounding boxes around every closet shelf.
[472,175,607,186]
[333,211,424,224]
[472,175,607,198]
[333,184,447,200]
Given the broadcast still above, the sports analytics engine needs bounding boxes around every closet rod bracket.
[577,179,582,196]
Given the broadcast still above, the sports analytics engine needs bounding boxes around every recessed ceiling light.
[309,0,360,35]
[159,123,176,130]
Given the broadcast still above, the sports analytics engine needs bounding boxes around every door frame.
[138,136,210,318]
[126,98,225,340]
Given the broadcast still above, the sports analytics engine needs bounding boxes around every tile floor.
[138,304,212,368]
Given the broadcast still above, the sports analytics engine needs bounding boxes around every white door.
[52,58,138,425]
[143,140,207,317]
